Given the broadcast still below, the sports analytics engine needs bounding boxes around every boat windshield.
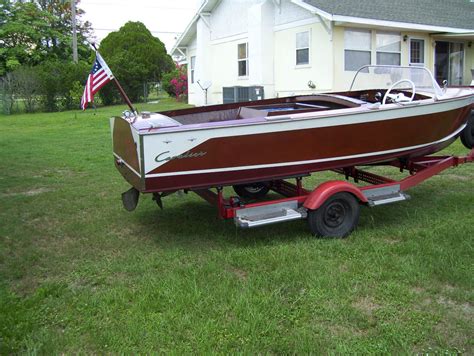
[349,65,443,97]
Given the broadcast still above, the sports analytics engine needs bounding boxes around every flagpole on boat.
[90,43,138,115]
[112,77,138,116]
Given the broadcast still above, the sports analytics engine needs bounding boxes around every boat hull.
[112,96,473,193]
[144,135,459,192]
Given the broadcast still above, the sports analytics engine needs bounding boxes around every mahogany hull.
[143,136,459,192]
[111,95,473,193]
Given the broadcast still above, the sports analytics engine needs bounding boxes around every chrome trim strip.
[113,152,141,177]
[139,135,145,178]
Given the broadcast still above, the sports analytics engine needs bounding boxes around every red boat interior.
[159,90,430,126]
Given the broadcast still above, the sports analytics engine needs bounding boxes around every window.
[238,43,248,77]
[376,31,401,65]
[344,29,402,71]
[409,39,425,66]
[296,31,310,65]
[190,56,196,83]
[344,29,371,71]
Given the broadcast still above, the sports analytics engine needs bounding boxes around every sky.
[79,0,202,52]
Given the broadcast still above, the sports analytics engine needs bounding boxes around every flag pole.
[112,77,138,115]
[91,43,138,115]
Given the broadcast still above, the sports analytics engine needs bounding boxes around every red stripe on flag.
[81,55,113,110]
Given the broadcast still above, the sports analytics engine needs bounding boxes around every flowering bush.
[162,63,188,101]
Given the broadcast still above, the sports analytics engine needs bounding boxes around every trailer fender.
[303,180,368,210]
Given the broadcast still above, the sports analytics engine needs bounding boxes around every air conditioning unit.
[223,86,264,104]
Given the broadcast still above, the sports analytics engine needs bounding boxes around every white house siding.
[210,0,252,40]
[194,17,212,105]
[247,1,275,99]
[274,19,334,97]
[190,0,278,106]
[274,0,313,26]
[187,0,330,106]
[208,35,249,104]
[186,37,197,102]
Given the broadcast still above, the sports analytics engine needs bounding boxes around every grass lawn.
[0,98,473,353]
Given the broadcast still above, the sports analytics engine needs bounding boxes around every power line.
[84,2,196,11]
[93,28,182,34]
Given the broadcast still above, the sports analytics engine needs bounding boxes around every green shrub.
[36,60,89,112]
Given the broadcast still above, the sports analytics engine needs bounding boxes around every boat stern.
[110,116,145,192]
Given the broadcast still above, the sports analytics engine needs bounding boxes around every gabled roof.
[170,0,220,56]
[300,0,474,32]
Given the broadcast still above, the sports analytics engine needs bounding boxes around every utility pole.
[71,0,78,63]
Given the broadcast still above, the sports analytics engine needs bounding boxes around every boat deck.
[163,93,369,126]
[130,90,433,132]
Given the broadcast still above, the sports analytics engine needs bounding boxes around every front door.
[435,41,464,85]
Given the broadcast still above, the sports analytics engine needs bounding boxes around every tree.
[36,59,89,111]
[35,0,92,61]
[10,66,41,112]
[0,0,92,76]
[98,21,174,103]
[0,72,16,114]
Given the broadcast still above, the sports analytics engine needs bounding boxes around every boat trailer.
[186,148,474,237]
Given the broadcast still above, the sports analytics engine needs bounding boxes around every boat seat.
[237,107,269,119]
[171,109,239,124]
[296,94,366,108]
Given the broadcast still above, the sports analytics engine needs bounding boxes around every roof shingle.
[302,0,474,30]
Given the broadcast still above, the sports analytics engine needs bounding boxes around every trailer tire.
[460,112,474,149]
[307,192,360,238]
[233,182,270,199]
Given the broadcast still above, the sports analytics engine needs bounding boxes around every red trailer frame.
[191,148,474,237]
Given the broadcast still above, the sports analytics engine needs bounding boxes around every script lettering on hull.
[155,150,207,163]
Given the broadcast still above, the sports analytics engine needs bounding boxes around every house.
[171,0,474,106]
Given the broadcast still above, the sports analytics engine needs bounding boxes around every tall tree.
[0,0,91,75]
[99,21,175,103]
[35,0,92,60]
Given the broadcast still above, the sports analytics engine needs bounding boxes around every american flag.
[81,52,114,110]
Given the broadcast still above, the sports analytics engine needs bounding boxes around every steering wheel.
[382,79,416,105]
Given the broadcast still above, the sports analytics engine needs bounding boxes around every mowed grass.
[0,98,473,353]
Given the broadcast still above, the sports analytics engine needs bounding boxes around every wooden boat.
[111,66,474,200]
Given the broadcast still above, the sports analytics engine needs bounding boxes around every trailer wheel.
[307,192,360,238]
[233,182,270,199]
[460,112,474,149]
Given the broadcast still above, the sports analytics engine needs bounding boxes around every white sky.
[79,0,202,52]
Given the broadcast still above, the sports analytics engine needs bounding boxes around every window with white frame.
[344,29,371,71]
[190,56,196,83]
[238,43,248,77]
[296,31,310,65]
[376,31,401,65]
[409,39,425,66]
